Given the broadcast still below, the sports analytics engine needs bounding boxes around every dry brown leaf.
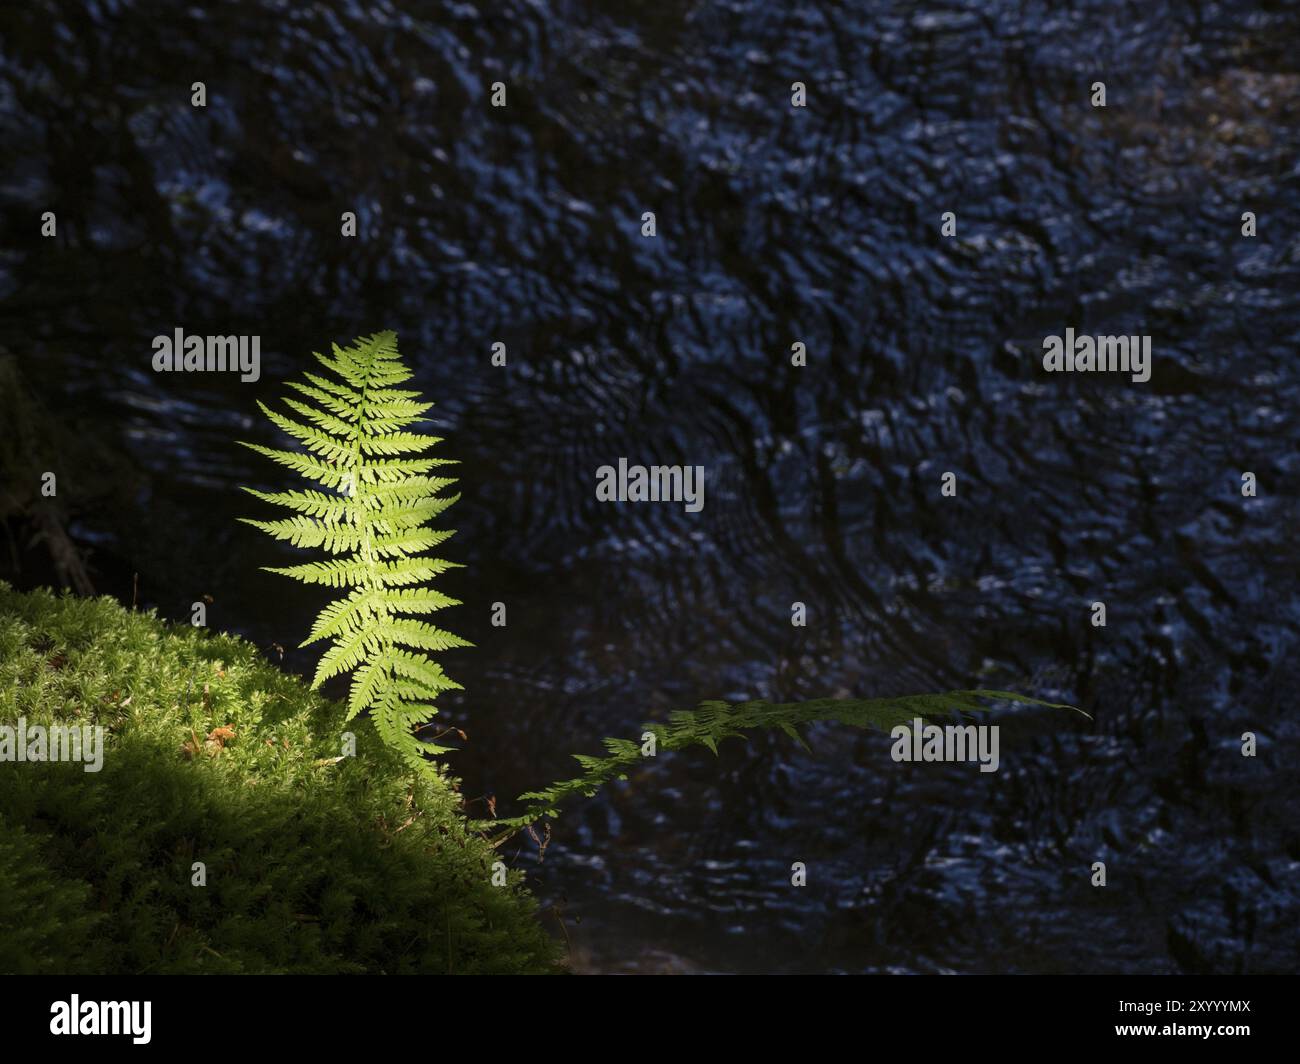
[180,728,203,760]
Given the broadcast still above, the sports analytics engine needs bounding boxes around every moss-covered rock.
[0,582,561,974]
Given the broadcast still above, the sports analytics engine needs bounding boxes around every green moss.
[0,582,561,974]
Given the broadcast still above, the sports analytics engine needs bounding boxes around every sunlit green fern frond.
[238,331,470,773]
[472,690,1088,841]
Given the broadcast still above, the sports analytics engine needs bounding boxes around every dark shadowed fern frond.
[473,690,1088,841]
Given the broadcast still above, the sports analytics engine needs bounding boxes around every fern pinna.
[239,331,468,772]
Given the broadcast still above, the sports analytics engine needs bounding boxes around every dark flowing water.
[2,0,1298,973]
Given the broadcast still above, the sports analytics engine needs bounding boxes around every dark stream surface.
[2,0,1299,972]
